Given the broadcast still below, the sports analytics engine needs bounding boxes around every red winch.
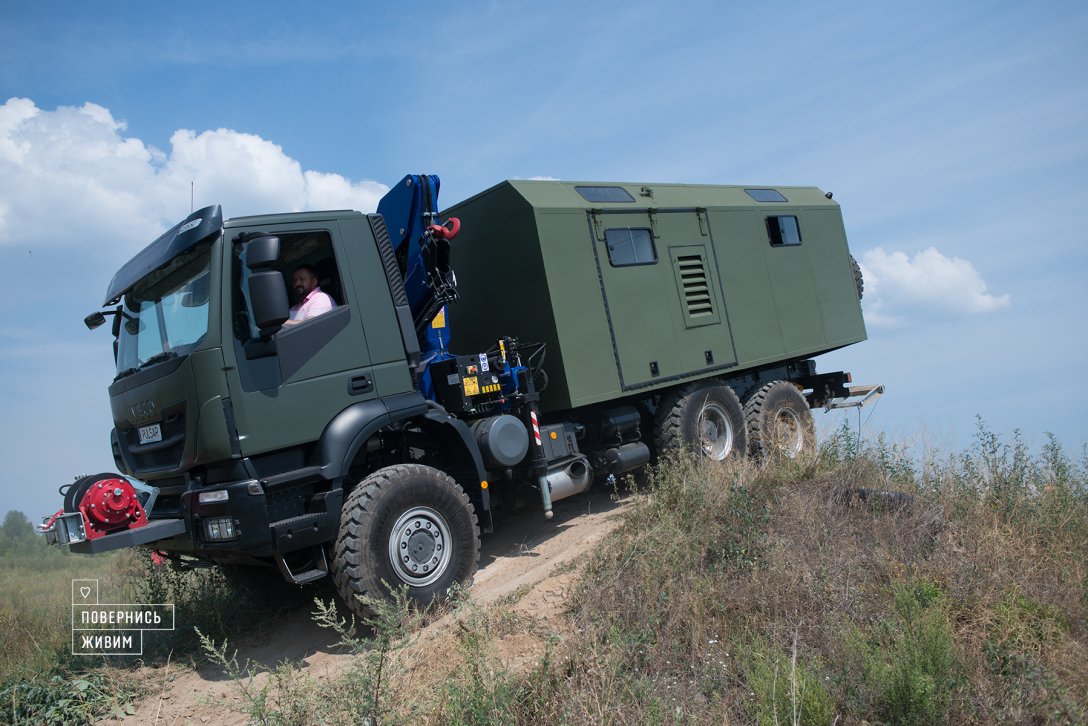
[41,472,149,543]
[78,476,147,537]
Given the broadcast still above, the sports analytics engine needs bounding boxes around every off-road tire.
[332,464,480,619]
[744,380,816,459]
[654,381,746,461]
[851,254,864,300]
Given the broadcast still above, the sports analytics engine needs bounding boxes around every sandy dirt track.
[109,488,628,725]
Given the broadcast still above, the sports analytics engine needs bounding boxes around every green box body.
[444,180,866,413]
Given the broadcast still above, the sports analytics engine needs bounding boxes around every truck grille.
[116,403,186,473]
[677,254,714,318]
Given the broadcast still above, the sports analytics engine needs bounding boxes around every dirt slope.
[112,488,627,725]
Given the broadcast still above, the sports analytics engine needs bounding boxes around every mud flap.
[69,519,188,555]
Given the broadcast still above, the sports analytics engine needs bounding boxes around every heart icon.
[80,587,91,599]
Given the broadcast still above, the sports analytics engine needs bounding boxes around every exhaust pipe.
[544,456,591,503]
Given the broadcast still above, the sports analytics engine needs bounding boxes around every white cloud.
[0,98,388,253]
[303,169,388,211]
[860,246,1011,327]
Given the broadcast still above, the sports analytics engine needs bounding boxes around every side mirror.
[84,312,106,330]
[241,234,288,333]
[246,235,280,270]
[249,270,290,331]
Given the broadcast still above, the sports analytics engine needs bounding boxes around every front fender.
[313,395,492,532]
[314,392,428,480]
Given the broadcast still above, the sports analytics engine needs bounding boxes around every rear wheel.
[332,464,480,618]
[743,381,816,459]
[655,381,746,461]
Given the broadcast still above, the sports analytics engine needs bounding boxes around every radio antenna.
[191,181,194,213]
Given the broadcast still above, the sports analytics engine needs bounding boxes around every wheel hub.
[388,507,453,587]
[772,408,804,457]
[698,402,734,461]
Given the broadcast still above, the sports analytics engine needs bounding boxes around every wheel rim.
[698,402,734,461]
[772,408,804,457]
[388,506,453,587]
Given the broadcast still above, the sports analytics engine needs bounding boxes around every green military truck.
[40,175,873,616]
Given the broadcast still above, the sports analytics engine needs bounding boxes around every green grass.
[0,548,139,724]
[0,553,122,680]
[842,582,961,725]
[0,541,309,723]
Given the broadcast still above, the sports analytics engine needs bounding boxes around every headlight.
[202,517,238,541]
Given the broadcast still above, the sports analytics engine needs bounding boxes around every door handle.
[348,374,373,396]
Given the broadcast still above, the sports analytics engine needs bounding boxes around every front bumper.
[158,476,342,559]
[40,510,188,554]
[43,466,344,560]
[70,519,188,555]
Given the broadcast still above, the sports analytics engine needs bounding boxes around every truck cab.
[95,202,496,598]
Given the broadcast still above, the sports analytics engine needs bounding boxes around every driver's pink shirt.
[289,286,335,321]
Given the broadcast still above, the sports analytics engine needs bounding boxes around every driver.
[282,264,335,327]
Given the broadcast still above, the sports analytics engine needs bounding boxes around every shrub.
[845,583,961,726]
[738,632,836,726]
[0,668,138,724]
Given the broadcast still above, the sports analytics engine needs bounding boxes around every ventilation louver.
[677,254,714,318]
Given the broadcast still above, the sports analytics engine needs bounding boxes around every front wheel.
[332,464,480,618]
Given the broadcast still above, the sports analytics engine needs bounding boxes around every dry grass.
[190,424,1087,724]
[532,425,1088,724]
[8,421,1085,724]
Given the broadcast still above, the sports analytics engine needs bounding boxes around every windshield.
[115,242,212,376]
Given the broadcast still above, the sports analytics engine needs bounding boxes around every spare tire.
[851,254,864,300]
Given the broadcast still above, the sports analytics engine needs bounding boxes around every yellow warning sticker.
[431,307,446,328]
[463,376,479,396]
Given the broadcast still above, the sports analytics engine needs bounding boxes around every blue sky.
[1,0,1085,522]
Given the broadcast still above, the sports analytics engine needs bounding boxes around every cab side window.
[234,230,346,340]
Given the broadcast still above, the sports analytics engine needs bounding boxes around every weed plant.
[125,550,311,661]
[198,586,423,725]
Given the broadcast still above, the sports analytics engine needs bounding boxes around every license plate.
[138,423,162,444]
